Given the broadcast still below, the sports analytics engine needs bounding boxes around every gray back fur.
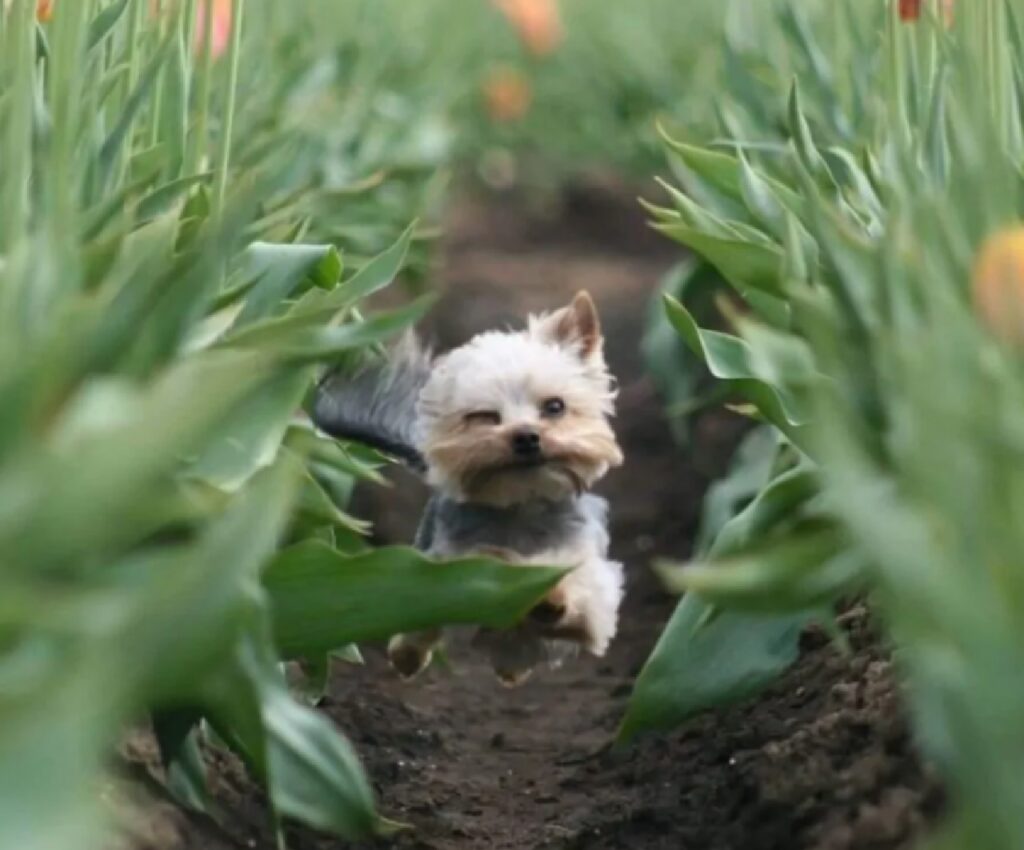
[417,493,610,558]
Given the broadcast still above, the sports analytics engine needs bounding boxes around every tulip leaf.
[263,541,567,659]
[663,294,809,433]
[619,593,814,742]
[655,223,786,296]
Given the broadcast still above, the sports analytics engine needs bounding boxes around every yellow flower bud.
[972,228,1024,347]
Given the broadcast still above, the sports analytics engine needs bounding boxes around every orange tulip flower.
[2,0,54,21]
[482,67,532,123]
[493,0,563,57]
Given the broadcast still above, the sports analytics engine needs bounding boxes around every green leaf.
[205,632,380,841]
[86,0,131,51]
[619,593,813,741]
[156,24,189,172]
[185,370,312,492]
[922,63,950,180]
[655,223,785,296]
[97,28,176,188]
[0,663,110,850]
[663,294,809,433]
[220,296,434,363]
[284,424,387,485]
[264,542,567,658]
[335,221,415,304]
[232,242,344,329]
[787,81,836,185]
[654,178,747,240]
[663,136,805,217]
[126,455,302,703]
[793,162,880,329]
[136,173,214,222]
[662,138,745,202]
[153,710,209,812]
[3,352,272,573]
[262,676,379,837]
[641,260,723,443]
[735,316,821,410]
[287,655,332,706]
[695,426,781,553]
[295,462,369,536]
[659,524,863,613]
[710,464,820,557]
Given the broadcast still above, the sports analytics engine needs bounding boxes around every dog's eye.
[464,410,501,426]
[540,397,566,418]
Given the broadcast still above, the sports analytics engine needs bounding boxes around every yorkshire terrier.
[313,291,624,685]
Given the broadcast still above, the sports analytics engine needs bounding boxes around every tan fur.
[388,291,625,683]
[417,290,622,507]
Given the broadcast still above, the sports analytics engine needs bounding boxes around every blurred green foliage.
[11,1,1024,848]
[627,1,1024,847]
[0,2,568,848]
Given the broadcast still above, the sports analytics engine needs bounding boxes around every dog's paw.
[473,626,545,685]
[387,634,436,679]
[494,666,534,687]
[526,567,621,656]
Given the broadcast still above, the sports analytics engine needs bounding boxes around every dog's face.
[416,291,623,506]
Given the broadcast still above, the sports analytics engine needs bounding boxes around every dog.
[313,291,624,684]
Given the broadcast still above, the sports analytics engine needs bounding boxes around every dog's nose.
[511,429,541,457]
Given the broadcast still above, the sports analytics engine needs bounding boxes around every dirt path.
[125,183,942,850]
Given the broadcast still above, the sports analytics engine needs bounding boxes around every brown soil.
[123,181,943,850]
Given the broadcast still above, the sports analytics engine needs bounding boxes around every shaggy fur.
[313,291,624,684]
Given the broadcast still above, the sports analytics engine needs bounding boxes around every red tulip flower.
[899,0,923,21]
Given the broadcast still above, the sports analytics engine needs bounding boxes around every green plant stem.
[213,0,246,221]
[885,0,910,147]
[1,0,35,252]
[181,0,200,130]
[116,0,148,187]
[188,0,216,176]
[48,0,79,226]
[182,0,200,67]
[148,0,167,146]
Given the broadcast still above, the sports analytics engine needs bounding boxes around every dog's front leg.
[387,628,443,679]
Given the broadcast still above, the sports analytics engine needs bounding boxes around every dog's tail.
[312,332,431,473]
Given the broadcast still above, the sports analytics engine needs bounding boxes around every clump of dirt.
[123,180,943,850]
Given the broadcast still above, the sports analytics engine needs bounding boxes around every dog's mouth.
[467,456,584,496]
[508,455,549,470]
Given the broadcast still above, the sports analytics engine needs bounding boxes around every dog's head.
[416,291,622,506]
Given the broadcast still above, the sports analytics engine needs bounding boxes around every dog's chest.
[417,495,602,558]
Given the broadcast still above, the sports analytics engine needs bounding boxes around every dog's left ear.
[534,291,602,359]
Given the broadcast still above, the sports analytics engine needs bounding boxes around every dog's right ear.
[530,290,603,360]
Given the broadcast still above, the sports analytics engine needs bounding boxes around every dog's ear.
[532,291,602,359]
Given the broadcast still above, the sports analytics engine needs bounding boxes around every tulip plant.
[626,0,1024,846]
[0,3,564,850]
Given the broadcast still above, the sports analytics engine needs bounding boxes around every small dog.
[313,291,624,684]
